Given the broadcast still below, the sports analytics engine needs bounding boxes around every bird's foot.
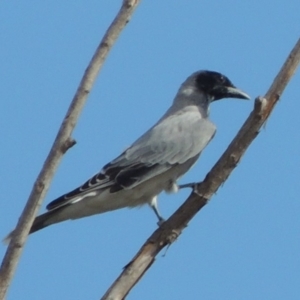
[157,217,166,227]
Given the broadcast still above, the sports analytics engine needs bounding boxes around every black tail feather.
[3,210,58,244]
[29,211,56,234]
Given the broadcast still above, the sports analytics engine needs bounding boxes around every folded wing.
[47,110,216,211]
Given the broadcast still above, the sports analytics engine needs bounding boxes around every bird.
[5,70,250,242]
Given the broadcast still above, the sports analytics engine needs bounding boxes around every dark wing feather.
[46,171,113,210]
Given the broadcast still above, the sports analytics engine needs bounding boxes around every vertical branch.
[0,1,140,299]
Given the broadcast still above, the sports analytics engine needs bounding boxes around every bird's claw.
[157,218,166,227]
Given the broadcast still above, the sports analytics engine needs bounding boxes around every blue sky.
[1,1,299,299]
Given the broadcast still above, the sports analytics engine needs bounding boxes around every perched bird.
[6,70,250,241]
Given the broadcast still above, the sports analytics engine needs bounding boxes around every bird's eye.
[219,76,225,83]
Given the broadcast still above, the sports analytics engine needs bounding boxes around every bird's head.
[194,70,250,101]
[178,70,250,105]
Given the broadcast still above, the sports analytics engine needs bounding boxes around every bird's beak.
[225,86,251,100]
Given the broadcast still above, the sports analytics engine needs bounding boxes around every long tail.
[30,211,57,234]
[3,210,59,245]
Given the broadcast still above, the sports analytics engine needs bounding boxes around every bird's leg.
[178,182,198,190]
[149,196,165,226]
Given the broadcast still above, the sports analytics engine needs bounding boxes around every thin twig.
[0,1,140,299]
[101,38,300,300]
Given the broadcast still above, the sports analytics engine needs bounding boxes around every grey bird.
[5,70,250,241]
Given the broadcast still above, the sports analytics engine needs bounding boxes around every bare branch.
[101,38,300,300]
[0,1,140,299]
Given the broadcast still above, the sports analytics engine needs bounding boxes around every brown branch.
[101,38,300,300]
[0,1,140,299]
